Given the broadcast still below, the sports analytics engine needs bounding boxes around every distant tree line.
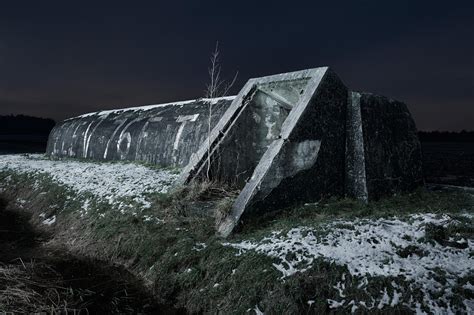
[0,114,472,142]
[0,115,55,135]
[418,130,474,142]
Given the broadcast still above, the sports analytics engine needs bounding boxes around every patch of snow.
[460,212,474,219]
[463,282,474,291]
[143,215,165,224]
[377,289,390,309]
[224,213,474,314]
[0,154,179,219]
[253,304,264,315]
[348,300,358,313]
[357,277,368,289]
[80,198,91,217]
[70,96,236,120]
[42,215,56,226]
[464,299,474,314]
[328,299,345,309]
[192,242,207,252]
[334,281,346,298]
[390,290,402,307]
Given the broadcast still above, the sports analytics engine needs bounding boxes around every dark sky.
[1,1,473,131]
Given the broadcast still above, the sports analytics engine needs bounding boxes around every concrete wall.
[46,97,233,168]
[344,92,424,201]
[359,93,424,198]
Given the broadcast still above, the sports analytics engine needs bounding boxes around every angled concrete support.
[345,92,368,202]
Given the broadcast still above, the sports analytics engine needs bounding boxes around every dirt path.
[0,198,182,314]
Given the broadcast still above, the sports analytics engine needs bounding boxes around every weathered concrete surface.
[217,68,349,236]
[358,92,424,198]
[344,92,423,201]
[206,78,311,187]
[345,92,369,202]
[176,69,319,187]
[46,97,233,167]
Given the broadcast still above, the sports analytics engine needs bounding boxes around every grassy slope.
[0,168,473,314]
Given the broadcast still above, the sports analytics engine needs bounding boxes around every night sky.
[1,1,473,131]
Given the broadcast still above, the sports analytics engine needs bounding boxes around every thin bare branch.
[204,41,238,180]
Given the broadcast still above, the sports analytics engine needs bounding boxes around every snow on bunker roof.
[68,96,236,120]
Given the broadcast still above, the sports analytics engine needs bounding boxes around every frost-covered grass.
[224,213,474,314]
[0,154,179,219]
[1,154,473,314]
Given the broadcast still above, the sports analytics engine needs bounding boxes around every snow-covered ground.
[0,154,179,216]
[224,213,474,314]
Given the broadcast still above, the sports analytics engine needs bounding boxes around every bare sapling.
[205,41,238,180]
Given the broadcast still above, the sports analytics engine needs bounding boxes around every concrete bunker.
[46,67,423,237]
[47,97,234,167]
[179,73,312,188]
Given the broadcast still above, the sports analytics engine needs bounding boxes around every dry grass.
[0,260,83,313]
[155,179,239,220]
[214,196,236,228]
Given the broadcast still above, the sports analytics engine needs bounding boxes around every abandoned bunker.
[47,67,423,236]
